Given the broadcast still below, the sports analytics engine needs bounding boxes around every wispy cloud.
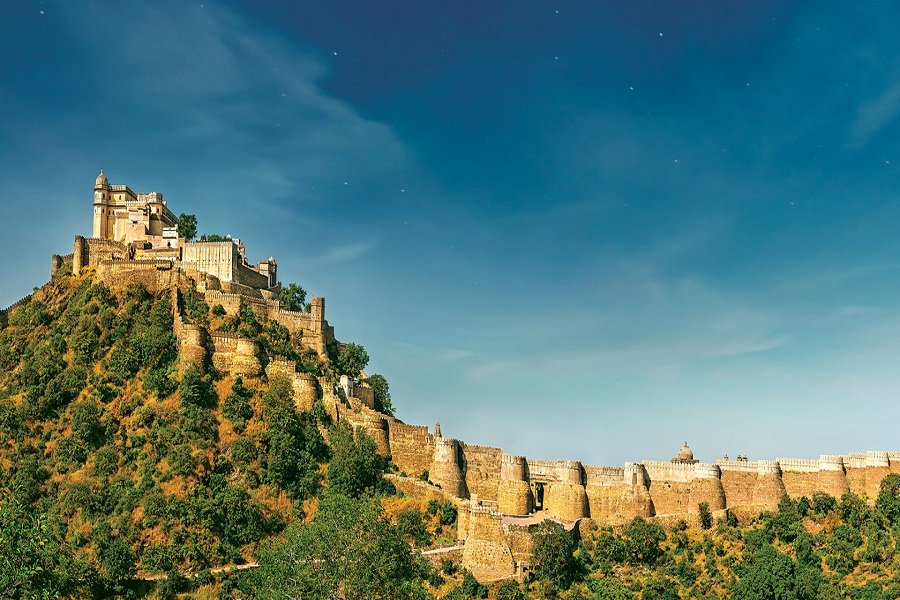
[315,242,377,263]
[849,81,900,148]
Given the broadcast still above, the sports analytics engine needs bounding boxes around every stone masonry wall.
[585,484,653,525]
[461,444,504,502]
[388,423,435,477]
[720,470,756,507]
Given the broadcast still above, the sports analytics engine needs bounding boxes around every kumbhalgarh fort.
[3,171,900,583]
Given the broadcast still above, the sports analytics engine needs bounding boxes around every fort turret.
[818,455,850,498]
[544,460,588,521]
[431,437,467,498]
[687,463,727,513]
[497,454,533,516]
[750,460,786,511]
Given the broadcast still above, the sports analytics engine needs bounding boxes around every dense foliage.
[0,272,409,598]
[7,271,900,599]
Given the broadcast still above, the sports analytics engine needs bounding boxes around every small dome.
[95,170,108,188]
[677,442,694,462]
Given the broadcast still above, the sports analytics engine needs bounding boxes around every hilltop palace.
[3,171,897,583]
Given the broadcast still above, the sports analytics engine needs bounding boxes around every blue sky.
[2,1,900,466]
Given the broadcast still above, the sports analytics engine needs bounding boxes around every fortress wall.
[265,361,320,414]
[642,460,697,484]
[234,261,269,289]
[207,333,262,378]
[544,483,588,521]
[462,507,516,581]
[527,459,569,483]
[584,465,627,487]
[781,472,822,499]
[720,470,756,507]
[688,477,727,512]
[432,439,468,498]
[350,383,375,410]
[353,414,391,457]
[777,458,820,473]
[461,444,504,502]
[173,290,209,372]
[204,290,245,314]
[846,467,867,498]
[182,241,238,283]
[780,470,850,500]
[75,236,130,274]
[585,484,653,525]
[718,460,760,473]
[751,470,787,511]
[96,260,193,294]
[202,290,332,355]
[646,480,693,516]
[863,466,892,501]
[502,523,534,567]
[388,422,435,477]
[1,292,36,325]
[51,252,74,277]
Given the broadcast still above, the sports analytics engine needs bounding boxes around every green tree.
[259,377,327,501]
[624,517,666,566]
[326,422,384,498]
[589,576,635,599]
[254,493,428,599]
[532,519,580,588]
[366,373,394,416]
[698,501,713,530]
[279,283,307,312]
[177,213,197,241]
[335,342,369,378]
[396,509,430,547]
[222,376,254,431]
[876,473,900,525]
[496,580,528,600]
[0,495,63,598]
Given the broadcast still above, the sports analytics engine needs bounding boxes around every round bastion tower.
[687,463,727,513]
[544,460,588,521]
[750,460,787,511]
[431,438,467,498]
[818,455,850,498]
[497,454,533,516]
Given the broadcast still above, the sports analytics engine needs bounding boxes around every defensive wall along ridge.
[9,171,900,584]
[376,422,900,580]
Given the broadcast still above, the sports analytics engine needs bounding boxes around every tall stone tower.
[93,170,111,238]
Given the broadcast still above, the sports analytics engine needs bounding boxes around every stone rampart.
[502,522,534,571]
[97,260,195,293]
[202,291,332,355]
[777,458,820,473]
[388,422,435,477]
[172,287,209,372]
[209,333,263,377]
[182,241,239,283]
[585,483,653,525]
[74,236,130,275]
[51,253,74,277]
[498,455,533,516]
[432,438,467,498]
[2,293,31,328]
[643,460,712,484]
[584,465,627,487]
[461,444,503,502]
[353,413,391,457]
[461,506,516,581]
[264,361,320,414]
